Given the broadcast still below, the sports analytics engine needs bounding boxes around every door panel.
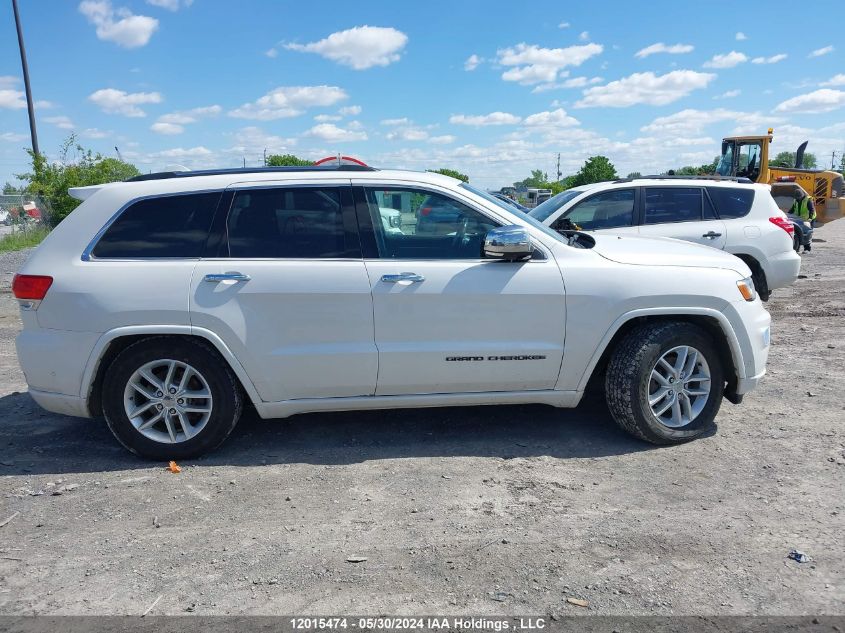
[365,259,566,395]
[189,183,377,403]
[638,219,727,249]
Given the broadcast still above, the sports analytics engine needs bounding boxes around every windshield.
[716,140,735,176]
[527,189,583,222]
[459,183,567,244]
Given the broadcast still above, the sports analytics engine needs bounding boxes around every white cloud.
[78,1,158,48]
[449,112,522,126]
[314,114,342,122]
[641,108,782,136]
[575,70,716,108]
[713,89,741,99]
[751,53,787,64]
[45,115,75,129]
[264,48,278,58]
[558,21,570,28]
[82,128,110,139]
[821,74,845,87]
[285,26,408,70]
[809,45,834,58]
[429,135,456,145]
[496,42,603,86]
[0,76,18,88]
[157,105,220,125]
[578,31,589,41]
[635,42,694,58]
[88,88,163,117]
[703,51,748,68]
[339,105,362,116]
[306,123,367,142]
[1,132,28,142]
[229,86,348,120]
[464,54,482,71]
[152,146,213,159]
[381,117,410,126]
[0,89,25,109]
[145,0,193,10]
[735,32,747,41]
[225,126,297,155]
[387,127,429,141]
[523,108,579,128]
[150,122,184,135]
[774,88,845,114]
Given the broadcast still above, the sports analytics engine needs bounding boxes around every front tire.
[102,337,243,460]
[605,322,724,445]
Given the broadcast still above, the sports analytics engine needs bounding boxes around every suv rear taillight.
[12,274,53,300]
[769,216,794,237]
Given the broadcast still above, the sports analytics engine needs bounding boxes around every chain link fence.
[0,194,53,237]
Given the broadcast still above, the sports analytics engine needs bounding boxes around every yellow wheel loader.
[715,129,844,224]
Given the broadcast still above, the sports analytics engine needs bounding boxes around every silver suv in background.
[530,177,801,301]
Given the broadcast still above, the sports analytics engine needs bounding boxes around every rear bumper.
[763,249,801,290]
[28,388,90,418]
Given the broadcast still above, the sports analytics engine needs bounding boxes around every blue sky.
[1,0,844,189]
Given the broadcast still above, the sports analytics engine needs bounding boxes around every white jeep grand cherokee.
[14,166,771,459]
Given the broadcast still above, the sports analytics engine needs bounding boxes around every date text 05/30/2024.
[289,617,548,631]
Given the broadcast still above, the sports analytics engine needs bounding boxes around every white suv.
[14,166,771,459]
[529,177,801,301]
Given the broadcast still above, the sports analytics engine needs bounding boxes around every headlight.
[737,276,757,302]
[389,215,401,227]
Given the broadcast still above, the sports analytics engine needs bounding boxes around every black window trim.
[639,185,708,226]
[351,184,548,262]
[213,183,362,261]
[82,188,225,262]
[555,187,639,230]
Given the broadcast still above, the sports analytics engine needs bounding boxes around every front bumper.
[28,388,91,418]
[723,298,771,395]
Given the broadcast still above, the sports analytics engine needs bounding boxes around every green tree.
[770,151,817,169]
[513,169,550,189]
[571,156,617,186]
[266,153,314,166]
[427,167,469,183]
[16,135,140,225]
[3,182,20,195]
[626,171,642,179]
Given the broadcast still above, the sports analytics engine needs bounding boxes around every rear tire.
[605,322,724,445]
[793,233,801,253]
[102,337,243,460]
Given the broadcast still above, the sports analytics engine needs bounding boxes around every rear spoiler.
[68,184,106,201]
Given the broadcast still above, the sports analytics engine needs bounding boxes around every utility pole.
[263,148,267,166]
[556,153,561,182]
[12,0,39,157]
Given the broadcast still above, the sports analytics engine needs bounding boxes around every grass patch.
[0,226,50,253]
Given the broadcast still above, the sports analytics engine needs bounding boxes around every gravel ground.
[0,226,843,617]
[0,248,33,292]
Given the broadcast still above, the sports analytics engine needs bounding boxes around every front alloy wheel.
[647,346,711,428]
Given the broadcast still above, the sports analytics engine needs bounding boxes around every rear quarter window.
[706,187,755,219]
[91,192,221,258]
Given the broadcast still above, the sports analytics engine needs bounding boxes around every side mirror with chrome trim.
[483,225,533,261]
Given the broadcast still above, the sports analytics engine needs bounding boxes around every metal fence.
[0,194,53,236]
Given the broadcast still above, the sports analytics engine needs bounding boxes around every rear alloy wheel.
[605,322,724,444]
[102,338,242,460]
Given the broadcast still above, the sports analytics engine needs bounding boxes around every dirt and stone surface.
[0,222,843,617]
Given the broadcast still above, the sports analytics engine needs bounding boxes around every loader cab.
[716,135,770,182]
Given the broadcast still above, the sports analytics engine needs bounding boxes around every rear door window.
[643,188,703,224]
[225,187,359,258]
[706,187,755,219]
[91,191,221,258]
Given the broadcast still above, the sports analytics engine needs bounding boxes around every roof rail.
[612,175,754,184]
[125,164,377,182]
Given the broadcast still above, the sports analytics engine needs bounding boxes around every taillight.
[769,216,794,237]
[12,274,53,300]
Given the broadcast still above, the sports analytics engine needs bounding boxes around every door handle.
[203,273,251,282]
[381,272,425,283]
[702,231,722,239]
